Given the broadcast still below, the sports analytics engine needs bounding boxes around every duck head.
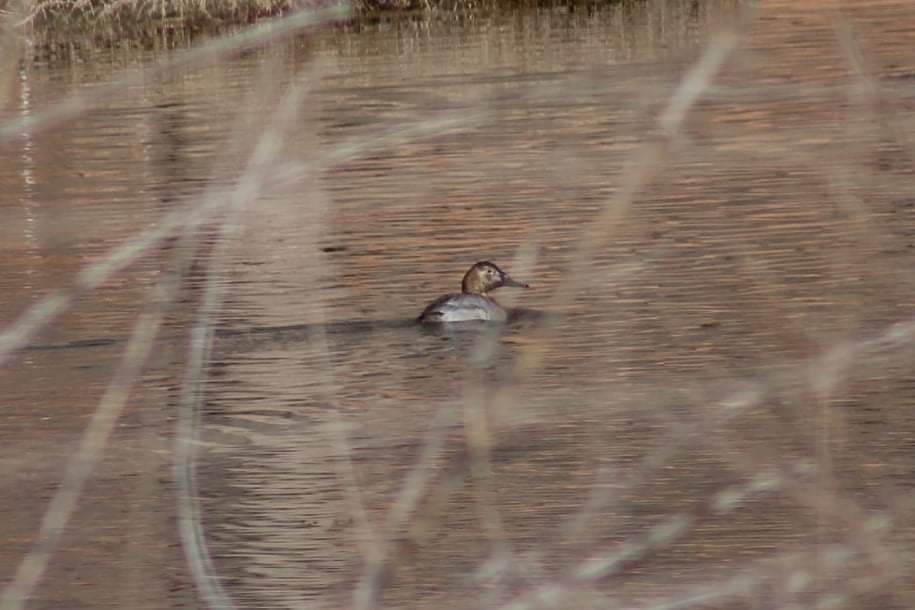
[461,261,530,295]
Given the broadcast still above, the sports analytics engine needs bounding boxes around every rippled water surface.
[3,0,915,608]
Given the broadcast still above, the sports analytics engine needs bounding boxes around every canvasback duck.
[418,261,529,323]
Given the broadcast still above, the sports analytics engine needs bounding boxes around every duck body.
[418,261,529,324]
[419,293,509,323]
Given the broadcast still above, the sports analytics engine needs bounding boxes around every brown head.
[460,261,529,295]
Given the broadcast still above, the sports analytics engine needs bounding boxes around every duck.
[418,261,529,323]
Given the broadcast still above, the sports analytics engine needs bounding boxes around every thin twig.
[0,273,178,610]
[353,406,458,610]
[499,462,816,610]
[173,78,310,610]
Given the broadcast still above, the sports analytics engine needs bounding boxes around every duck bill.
[502,275,530,289]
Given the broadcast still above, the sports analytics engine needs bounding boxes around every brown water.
[3,0,915,608]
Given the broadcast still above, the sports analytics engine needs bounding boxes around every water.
[3,0,915,608]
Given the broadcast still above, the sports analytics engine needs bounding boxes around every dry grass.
[2,1,915,609]
[12,0,631,41]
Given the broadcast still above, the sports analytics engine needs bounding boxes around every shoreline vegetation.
[6,0,628,45]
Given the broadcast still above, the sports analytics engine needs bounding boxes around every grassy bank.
[9,0,627,42]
